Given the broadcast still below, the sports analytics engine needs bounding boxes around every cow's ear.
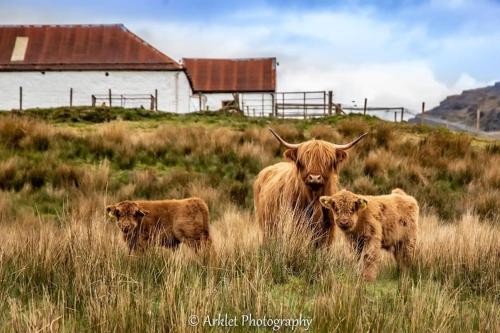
[284,148,298,161]
[335,149,348,164]
[355,198,368,210]
[106,205,117,218]
[320,196,335,209]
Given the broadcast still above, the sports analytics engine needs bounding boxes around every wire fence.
[240,91,409,122]
[9,85,499,138]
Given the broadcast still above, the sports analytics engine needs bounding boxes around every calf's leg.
[360,238,382,282]
[394,238,416,273]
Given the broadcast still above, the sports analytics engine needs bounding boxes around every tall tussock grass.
[0,200,497,332]
[0,112,498,331]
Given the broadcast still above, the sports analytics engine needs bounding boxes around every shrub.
[308,124,342,142]
[336,118,369,138]
[473,189,500,220]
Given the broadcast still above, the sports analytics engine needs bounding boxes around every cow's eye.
[296,160,303,170]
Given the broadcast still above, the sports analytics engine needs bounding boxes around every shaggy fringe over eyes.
[297,140,339,174]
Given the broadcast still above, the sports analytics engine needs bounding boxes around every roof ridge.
[0,24,182,71]
[120,25,181,68]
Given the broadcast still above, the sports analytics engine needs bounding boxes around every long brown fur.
[320,189,419,281]
[106,197,211,253]
[254,139,348,246]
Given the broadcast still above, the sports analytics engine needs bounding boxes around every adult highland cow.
[254,128,367,246]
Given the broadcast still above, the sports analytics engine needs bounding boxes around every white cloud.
[128,10,491,111]
[0,2,496,112]
[278,61,477,111]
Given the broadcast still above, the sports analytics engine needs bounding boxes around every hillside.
[0,108,498,332]
[415,82,500,131]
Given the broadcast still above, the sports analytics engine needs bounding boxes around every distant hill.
[413,82,500,131]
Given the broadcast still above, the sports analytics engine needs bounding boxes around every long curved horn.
[268,128,301,149]
[334,132,368,150]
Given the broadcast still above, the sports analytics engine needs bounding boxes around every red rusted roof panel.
[0,24,182,71]
[183,58,276,93]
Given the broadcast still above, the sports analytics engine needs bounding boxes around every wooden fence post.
[363,98,367,115]
[19,86,23,111]
[155,89,158,111]
[69,88,73,108]
[261,94,265,116]
[421,102,425,125]
[246,106,250,117]
[253,108,256,117]
[335,103,343,115]
[108,89,112,107]
[328,91,333,115]
[303,92,306,119]
[400,108,404,122]
[150,95,154,110]
[282,93,285,118]
[394,111,397,123]
[91,95,96,107]
[323,91,326,115]
[271,93,276,117]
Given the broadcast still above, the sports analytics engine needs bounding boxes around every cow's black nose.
[306,174,324,184]
[338,220,350,229]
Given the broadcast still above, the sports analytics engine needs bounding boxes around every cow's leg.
[125,232,144,254]
[360,238,382,282]
[394,238,416,274]
[185,231,212,254]
[351,236,365,261]
[161,235,181,250]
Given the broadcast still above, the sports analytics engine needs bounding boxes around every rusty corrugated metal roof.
[0,24,182,71]
[183,58,276,93]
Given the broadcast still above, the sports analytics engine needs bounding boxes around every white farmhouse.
[0,24,192,112]
[183,58,277,115]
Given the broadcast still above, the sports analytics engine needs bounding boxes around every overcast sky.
[1,0,499,110]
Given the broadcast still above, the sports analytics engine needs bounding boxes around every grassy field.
[0,107,498,332]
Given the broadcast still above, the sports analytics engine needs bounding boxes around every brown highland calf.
[106,198,211,253]
[320,189,419,281]
[253,128,367,246]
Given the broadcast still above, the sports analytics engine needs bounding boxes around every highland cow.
[320,189,419,281]
[253,128,367,246]
[106,198,211,253]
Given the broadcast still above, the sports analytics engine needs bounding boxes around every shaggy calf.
[320,189,419,281]
[106,198,211,253]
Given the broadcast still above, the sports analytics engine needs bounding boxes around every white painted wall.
[191,92,275,116]
[0,70,192,113]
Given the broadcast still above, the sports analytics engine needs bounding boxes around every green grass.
[0,108,498,332]
[1,107,498,220]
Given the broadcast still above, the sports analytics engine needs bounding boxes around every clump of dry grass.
[236,141,274,166]
[0,115,72,152]
[416,213,499,293]
[351,175,377,194]
[336,118,369,138]
[87,122,137,166]
[308,124,342,142]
